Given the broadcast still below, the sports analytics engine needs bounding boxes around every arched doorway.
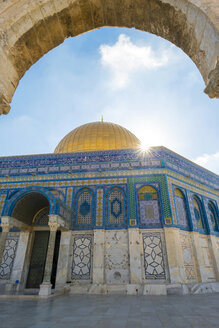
[10,192,61,290]
[0,0,218,115]
[11,192,50,225]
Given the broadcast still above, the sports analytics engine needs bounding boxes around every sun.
[137,136,152,154]
[139,141,150,152]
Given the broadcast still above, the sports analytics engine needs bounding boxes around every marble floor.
[1,293,219,328]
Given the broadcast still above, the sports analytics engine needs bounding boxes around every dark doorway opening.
[26,230,61,289]
[11,192,49,225]
[26,231,49,288]
[51,230,61,289]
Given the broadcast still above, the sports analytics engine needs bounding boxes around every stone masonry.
[0,0,219,115]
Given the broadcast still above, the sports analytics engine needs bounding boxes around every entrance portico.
[0,189,71,296]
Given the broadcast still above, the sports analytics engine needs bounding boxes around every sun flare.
[139,141,150,152]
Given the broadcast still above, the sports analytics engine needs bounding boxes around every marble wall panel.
[105,230,129,284]
[142,231,167,281]
[71,234,93,281]
[199,235,216,281]
[180,231,197,281]
[0,232,19,280]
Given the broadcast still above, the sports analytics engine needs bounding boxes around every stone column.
[0,222,10,266]
[0,216,30,292]
[164,228,186,284]
[39,221,59,296]
[191,232,217,283]
[209,235,219,281]
[128,228,142,292]
[91,230,105,292]
[190,232,205,283]
[55,231,72,291]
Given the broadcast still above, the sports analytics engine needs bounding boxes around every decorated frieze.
[0,147,218,190]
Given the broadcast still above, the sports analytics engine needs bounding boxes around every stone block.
[166,284,189,295]
[106,284,127,294]
[105,230,129,284]
[88,284,107,294]
[143,284,167,295]
[70,284,91,294]
[126,284,142,295]
[191,282,219,294]
[39,283,52,296]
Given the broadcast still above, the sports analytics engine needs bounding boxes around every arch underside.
[11,192,50,225]
[0,0,218,115]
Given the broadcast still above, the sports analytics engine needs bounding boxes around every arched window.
[193,196,205,230]
[75,189,94,226]
[174,189,190,229]
[106,188,126,225]
[208,201,219,232]
[137,185,161,227]
[33,207,49,226]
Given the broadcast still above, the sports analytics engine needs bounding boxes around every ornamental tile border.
[0,169,218,199]
[0,177,127,190]
[0,193,6,215]
[66,187,73,207]
[0,147,218,187]
[96,188,103,227]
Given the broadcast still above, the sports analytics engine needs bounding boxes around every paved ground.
[1,293,219,328]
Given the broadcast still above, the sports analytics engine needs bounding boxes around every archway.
[11,192,50,225]
[9,191,61,289]
[0,0,218,115]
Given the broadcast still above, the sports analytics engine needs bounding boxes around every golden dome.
[54,121,140,153]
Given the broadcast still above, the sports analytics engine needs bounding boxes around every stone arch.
[208,200,219,232]
[2,187,56,225]
[174,188,191,230]
[0,0,218,115]
[192,195,208,232]
[9,192,49,226]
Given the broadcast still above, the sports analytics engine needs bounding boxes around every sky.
[0,27,218,174]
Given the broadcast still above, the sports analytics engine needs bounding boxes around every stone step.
[23,289,39,295]
[190,282,219,295]
[70,284,91,294]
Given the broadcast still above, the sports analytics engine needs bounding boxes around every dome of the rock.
[1,120,219,297]
[54,121,141,153]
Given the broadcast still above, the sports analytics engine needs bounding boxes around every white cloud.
[16,115,33,123]
[99,34,169,88]
[194,152,219,174]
